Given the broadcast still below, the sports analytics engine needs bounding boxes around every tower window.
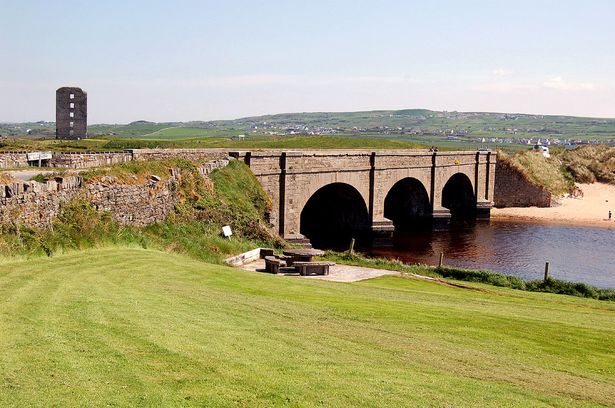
[69,102,74,108]
[70,93,75,99]
[69,112,74,118]
[70,122,74,128]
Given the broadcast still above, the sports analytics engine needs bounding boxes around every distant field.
[1,247,613,406]
[4,108,615,147]
[0,135,428,152]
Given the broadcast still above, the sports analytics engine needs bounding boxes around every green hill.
[4,109,615,147]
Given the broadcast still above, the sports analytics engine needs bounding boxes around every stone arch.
[442,173,476,219]
[384,177,432,231]
[300,183,370,249]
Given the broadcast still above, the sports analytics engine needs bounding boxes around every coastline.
[491,182,615,229]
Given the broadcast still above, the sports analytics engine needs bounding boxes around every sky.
[1,0,614,123]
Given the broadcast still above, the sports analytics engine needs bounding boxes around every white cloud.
[492,68,513,77]
[542,76,596,91]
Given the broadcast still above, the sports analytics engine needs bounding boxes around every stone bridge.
[231,150,495,247]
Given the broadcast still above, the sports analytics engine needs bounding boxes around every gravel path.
[240,259,402,282]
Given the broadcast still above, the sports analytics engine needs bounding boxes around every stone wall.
[51,152,132,168]
[131,148,229,162]
[0,160,230,229]
[0,152,29,168]
[494,160,551,207]
[0,176,83,228]
[0,148,230,169]
[85,177,178,226]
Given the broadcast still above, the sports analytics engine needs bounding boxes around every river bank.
[492,182,615,228]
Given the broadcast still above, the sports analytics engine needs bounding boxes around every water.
[368,221,615,289]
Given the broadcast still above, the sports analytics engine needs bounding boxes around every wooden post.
[544,261,550,282]
[348,238,356,255]
[438,252,444,268]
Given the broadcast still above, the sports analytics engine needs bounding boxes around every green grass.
[98,135,426,150]
[0,247,613,407]
[0,135,426,152]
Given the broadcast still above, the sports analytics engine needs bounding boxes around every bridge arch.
[441,173,476,219]
[384,177,432,231]
[300,182,370,249]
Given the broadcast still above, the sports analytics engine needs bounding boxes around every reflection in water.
[369,221,615,289]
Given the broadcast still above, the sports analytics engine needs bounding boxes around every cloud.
[542,77,596,91]
[492,68,513,77]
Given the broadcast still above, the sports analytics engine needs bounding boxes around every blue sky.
[1,0,614,122]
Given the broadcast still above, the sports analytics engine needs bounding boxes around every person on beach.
[609,210,612,220]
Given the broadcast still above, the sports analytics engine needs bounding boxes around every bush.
[526,278,599,299]
[560,145,615,185]
[435,266,527,289]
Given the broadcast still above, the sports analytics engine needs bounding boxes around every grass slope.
[1,248,614,407]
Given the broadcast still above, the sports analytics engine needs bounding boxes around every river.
[368,220,615,289]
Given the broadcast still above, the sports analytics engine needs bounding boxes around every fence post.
[544,261,550,283]
[348,238,356,255]
[438,252,444,268]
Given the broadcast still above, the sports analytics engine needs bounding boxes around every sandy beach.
[492,183,615,228]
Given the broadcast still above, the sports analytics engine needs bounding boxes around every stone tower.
[56,87,87,139]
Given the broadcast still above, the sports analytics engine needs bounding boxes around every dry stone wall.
[0,159,230,229]
[0,176,83,228]
[494,160,551,207]
[51,152,132,168]
[85,177,178,226]
[0,149,231,169]
[0,152,29,168]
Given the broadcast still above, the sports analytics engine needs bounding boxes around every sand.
[492,183,615,228]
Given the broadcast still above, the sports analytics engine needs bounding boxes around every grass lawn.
[1,248,614,407]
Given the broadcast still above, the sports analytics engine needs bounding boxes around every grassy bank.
[497,150,574,195]
[324,252,615,301]
[0,160,281,264]
[1,247,614,407]
[498,145,615,196]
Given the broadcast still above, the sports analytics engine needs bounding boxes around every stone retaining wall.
[494,160,551,207]
[0,160,230,229]
[0,176,83,228]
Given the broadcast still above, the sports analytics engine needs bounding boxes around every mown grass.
[0,247,613,407]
